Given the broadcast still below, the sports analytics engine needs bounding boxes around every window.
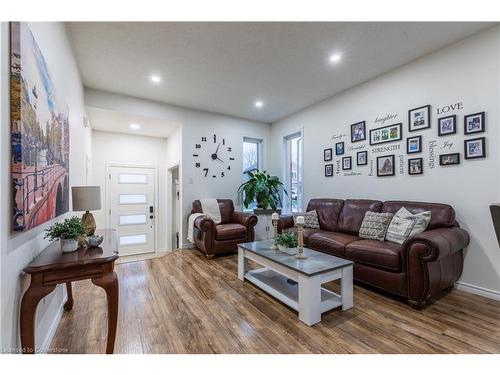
[283,132,302,213]
[242,137,263,211]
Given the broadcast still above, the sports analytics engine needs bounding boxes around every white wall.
[270,26,500,297]
[91,130,168,250]
[84,89,271,248]
[0,22,91,350]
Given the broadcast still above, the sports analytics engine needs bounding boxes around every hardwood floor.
[50,249,500,354]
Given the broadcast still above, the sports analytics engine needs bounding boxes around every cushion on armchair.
[215,223,247,241]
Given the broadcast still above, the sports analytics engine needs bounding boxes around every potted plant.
[238,170,287,212]
[273,232,298,255]
[44,216,87,253]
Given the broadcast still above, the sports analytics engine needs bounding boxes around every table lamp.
[295,215,307,259]
[271,212,279,250]
[72,186,101,235]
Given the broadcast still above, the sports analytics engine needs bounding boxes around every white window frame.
[241,137,264,212]
[282,131,303,214]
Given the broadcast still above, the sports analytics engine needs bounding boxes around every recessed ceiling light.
[130,123,141,130]
[255,100,264,108]
[329,54,341,63]
[150,75,161,84]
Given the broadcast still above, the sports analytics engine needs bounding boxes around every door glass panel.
[119,214,147,226]
[119,234,147,246]
[119,194,147,204]
[119,173,147,184]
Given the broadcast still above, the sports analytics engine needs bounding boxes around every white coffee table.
[238,240,353,326]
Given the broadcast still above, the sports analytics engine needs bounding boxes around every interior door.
[108,165,156,256]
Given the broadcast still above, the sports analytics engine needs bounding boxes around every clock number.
[201,137,207,142]
[212,175,216,178]
[195,162,200,168]
[195,144,201,149]
[229,157,235,161]
[222,139,225,145]
[203,168,209,177]
[227,147,232,152]
[193,154,199,157]
[221,172,225,178]
[213,134,217,143]
[227,165,231,170]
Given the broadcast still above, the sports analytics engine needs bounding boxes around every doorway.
[106,164,158,256]
[171,166,180,249]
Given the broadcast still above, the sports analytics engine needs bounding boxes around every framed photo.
[325,164,334,177]
[376,155,395,177]
[351,121,366,143]
[406,135,422,154]
[335,141,345,155]
[342,156,352,170]
[408,105,431,132]
[357,151,368,166]
[408,158,423,175]
[438,115,456,136]
[439,153,460,166]
[324,148,332,161]
[369,123,402,145]
[464,112,485,135]
[464,137,486,159]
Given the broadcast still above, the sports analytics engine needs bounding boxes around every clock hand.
[216,157,224,163]
[215,143,221,154]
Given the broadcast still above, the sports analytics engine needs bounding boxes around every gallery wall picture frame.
[376,154,395,177]
[408,158,423,175]
[406,135,422,154]
[351,121,366,143]
[439,153,460,166]
[464,137,486,159]
[408,105,431,132]
[464,112,485,135]
[335,141,345,155]
[357,150,368,166]
[325,164,334,177]
[342,156,352,170]
[438,114,457,136]
[324,148,333,161]
[369,123,403,145]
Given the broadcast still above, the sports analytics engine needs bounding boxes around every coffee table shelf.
[245,268,343,313]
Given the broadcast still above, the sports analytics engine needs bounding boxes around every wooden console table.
[20,229,119,354]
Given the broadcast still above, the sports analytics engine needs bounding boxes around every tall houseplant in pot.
[238,170,287,212]
[44,216,87,253]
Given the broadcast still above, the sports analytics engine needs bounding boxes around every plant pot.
[277,245,297,255]
[60,238,79,253]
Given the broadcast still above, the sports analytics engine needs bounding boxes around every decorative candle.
[271,212,279,250]
[296,215,305,225]
[295,216,307,259]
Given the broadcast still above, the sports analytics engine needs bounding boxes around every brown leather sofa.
[279,198,470,308]
[190,199,258,258]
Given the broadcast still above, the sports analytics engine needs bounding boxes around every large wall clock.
[192,134,235,178]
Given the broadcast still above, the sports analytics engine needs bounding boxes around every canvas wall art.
[10,22,70,232]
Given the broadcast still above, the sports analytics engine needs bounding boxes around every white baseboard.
[455,281,500,301]
[181,242,195,249]
[39,301,64,353]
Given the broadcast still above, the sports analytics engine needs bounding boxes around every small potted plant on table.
[44,216,87,253]
[273,232,298,255]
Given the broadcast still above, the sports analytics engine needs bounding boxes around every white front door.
[107,165,156,256]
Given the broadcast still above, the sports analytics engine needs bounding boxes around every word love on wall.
[436,102,463,115]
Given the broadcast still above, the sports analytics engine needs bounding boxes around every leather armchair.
[190,199,257,258]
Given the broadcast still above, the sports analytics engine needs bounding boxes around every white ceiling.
[86,106,180,138]
[67,22,495,123]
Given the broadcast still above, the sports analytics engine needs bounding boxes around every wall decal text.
[374,113,398,125]
[371,144,401,154]
[436,101,463,115]
[428,140,437,169]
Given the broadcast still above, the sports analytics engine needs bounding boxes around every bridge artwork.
[10,22,70,232]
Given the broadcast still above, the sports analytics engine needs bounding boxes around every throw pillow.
[385,207,432,244]
[292,210,320,229]
[358,211,394,241]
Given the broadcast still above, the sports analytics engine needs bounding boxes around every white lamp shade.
[296,215,305,225]
[72,186,101,212]
[271,213,279,220]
